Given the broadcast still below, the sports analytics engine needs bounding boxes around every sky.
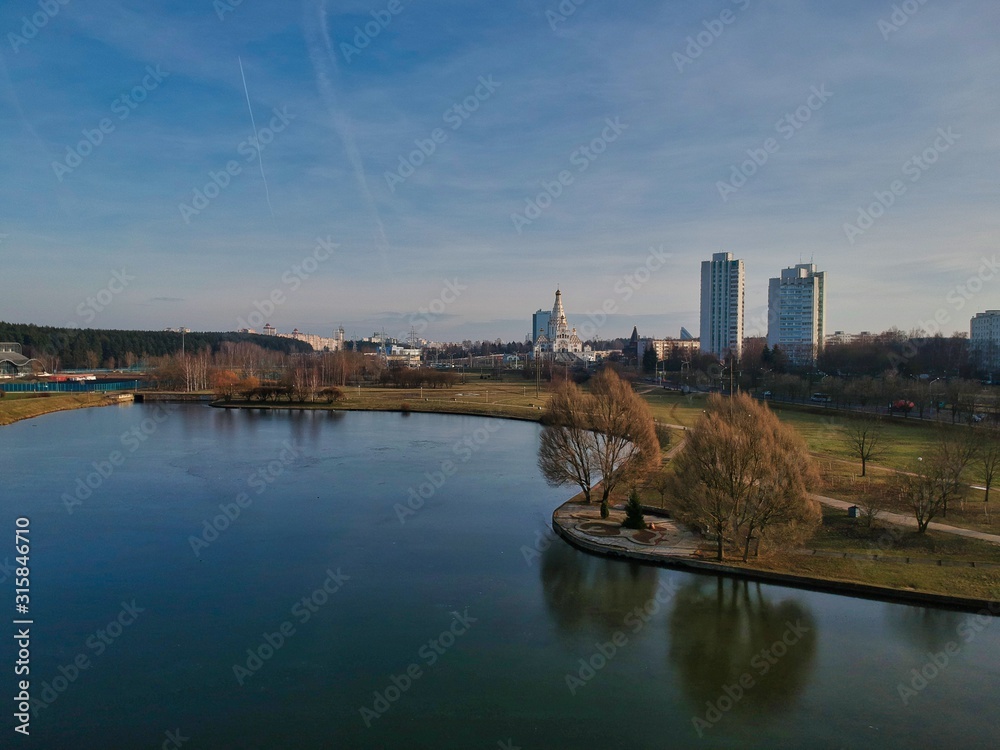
[1,0,998,343]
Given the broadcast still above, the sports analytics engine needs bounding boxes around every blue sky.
[1,0,998,343]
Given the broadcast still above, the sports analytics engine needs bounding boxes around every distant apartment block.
[971,311,1000,372]
[255,324,346,352]
[700,252,745,359]
[531,309,551,344]
[767,263,826,366]
[646,337,700,362]
[825,330,872,346]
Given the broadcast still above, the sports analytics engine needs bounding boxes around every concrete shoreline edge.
[209,400,546,424]
[552,500,1000,617]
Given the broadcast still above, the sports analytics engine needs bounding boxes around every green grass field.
[0,392,109,426]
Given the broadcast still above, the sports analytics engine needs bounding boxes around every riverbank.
[0,392,115,426]
[211,387,547,423]
[553,499,1000,614]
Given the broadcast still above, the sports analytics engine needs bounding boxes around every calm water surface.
[0,404,997,749]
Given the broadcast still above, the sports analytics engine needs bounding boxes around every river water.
[0,405,997,749]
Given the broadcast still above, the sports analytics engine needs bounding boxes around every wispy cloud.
[0,0,997,341]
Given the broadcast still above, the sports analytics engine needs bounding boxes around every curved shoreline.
[209,399,546,424]
[0,393,114,427]
[15,398,997,612]
[552,499,1000,616]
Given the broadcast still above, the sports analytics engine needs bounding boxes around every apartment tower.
[700,252,745,359]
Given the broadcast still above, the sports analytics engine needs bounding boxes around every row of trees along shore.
[145,347,463,397]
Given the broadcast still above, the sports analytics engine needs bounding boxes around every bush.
[622,489,647,530]
[318,387,344,404]
[654,423,672,450]
[400,402,412,414]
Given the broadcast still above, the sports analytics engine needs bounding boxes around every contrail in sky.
[304,0,390,268]
[238,55,273,216]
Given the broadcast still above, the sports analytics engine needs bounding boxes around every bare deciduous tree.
[670,392,821,561]
[538,380,598,505]
[538,369,659,516]
[589,369,659,517]
[843,414,884,477]
[976,428,1000,521]
[898,429,974,532]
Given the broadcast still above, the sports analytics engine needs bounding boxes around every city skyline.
[2,1,998,342]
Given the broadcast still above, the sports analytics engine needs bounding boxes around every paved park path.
[653,417,1000,547]
[810,493,1000,546]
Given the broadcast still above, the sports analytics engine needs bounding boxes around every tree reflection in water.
[668,577,817,719]
[540,540,659,638]
[885,606,966,654]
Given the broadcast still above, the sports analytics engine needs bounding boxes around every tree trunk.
[861,455,866,477]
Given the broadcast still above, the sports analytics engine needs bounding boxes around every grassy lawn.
[746,553,1000,602]
[0,393,110,426]
[767,403,942,471]
[810,505,1000,563]
[820,467,999,534]
[222,381,549,422]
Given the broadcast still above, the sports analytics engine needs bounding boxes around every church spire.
[552,288,567,328]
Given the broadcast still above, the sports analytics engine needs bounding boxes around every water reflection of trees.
[885,606,965,654]
[668,577,817,717]
[540,540,659,637]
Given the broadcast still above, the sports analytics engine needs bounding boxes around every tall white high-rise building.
[700,252,745,359]
[767,263,826,366]
[971,310,1000,373]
